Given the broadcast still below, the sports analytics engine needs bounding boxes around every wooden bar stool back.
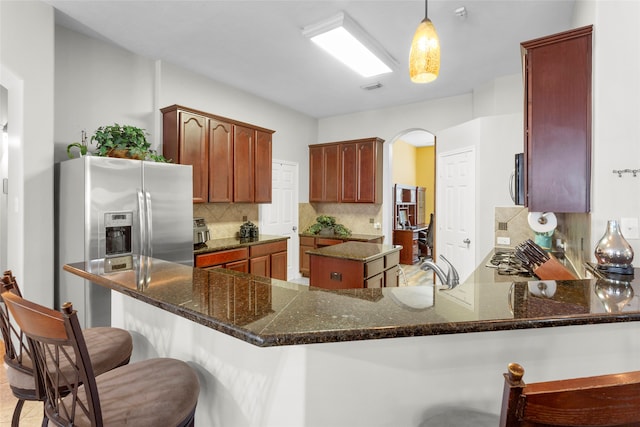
[500,362,640,426]
[2,290,200,427]
[0,271,133,427]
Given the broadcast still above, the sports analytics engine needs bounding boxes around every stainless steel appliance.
[57,156,193,328]
[193,217,210,245]
[509,153,525,205]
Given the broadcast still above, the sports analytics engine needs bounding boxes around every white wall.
[574,0,640,259]
[54,26,156,162]
[0,1,54,305]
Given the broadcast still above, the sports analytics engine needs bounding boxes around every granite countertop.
[299,232,384,242]
[194,234,288,255]
[64,256,640,348]
[306,241,401,262]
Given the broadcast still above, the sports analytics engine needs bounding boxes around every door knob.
[292,226,298,232]
[463,238,471,245]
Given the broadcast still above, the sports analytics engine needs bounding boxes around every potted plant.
[91,123,169,162]
[304,215,352,237]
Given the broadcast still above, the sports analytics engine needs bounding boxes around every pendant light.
[409,0,440,83]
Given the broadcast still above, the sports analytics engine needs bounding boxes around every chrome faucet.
[421,255,460,289]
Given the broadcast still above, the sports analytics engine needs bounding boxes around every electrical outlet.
[497,236,511,245]
[373,222,381,229]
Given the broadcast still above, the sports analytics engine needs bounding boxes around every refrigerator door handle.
[137,189,147,257]
[145,190,153,257]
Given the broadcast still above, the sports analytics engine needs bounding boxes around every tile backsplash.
[193,203,259,239]
[494,206,591,278]
[299,203,383,235]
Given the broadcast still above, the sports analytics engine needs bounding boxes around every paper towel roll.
[527,212,557,233]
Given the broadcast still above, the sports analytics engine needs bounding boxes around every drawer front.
[195,248,248,268]
[250,240,287,258]
[365,257,384,278]
[300,236,315,246]
[385,251,400,268]
[365,273,383,288]
[385,265,399,287]
[316,238,343,247]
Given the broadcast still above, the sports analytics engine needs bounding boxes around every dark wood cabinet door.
[270,251,287,281]
[233,125,255,202]
[309,145,324,202]
[249,255,270,278]
[522,26,592,212]
[254,130,272,203]
[209,119,233,203]
[309,144,339,202]
[356,140,377,203]
[299,244,313,277]
[226,259,249,273]
[340,143,357,202]
[179,112,209,203]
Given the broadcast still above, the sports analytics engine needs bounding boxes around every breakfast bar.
[64,257,640,426]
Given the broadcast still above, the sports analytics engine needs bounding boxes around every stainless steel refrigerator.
[56,156,193,328]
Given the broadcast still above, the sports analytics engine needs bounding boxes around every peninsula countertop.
[63,255,640,347]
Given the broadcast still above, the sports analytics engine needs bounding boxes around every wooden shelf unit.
[393,184,428,264]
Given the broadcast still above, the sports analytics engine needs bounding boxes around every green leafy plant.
[304,215,351,237]
[66,142,88,159]
[316,215,336,227]
[91,123,169,162]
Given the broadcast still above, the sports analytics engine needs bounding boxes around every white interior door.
[437,147,476,283]
[260,160,299,280]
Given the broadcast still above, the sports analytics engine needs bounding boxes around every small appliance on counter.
[193,217,210,248]
[527,211,557,251]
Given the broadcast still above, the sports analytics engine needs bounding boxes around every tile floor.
[1,350,42,427]
[1,263,432,426]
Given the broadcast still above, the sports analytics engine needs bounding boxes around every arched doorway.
[386,128,436,261]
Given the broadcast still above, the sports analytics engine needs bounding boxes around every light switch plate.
[621,217,639,239]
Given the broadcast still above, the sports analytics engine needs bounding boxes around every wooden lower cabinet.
[226,259,249,273]
[195,240,287,280]
[309,249,400,289]
[299,235,385,277]
[270,251,287,281]
[393,228,426,265]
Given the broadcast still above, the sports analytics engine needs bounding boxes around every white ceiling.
[46,0,575,120]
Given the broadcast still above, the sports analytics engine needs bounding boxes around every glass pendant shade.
[594,220,634,267]
[409,17,440,83]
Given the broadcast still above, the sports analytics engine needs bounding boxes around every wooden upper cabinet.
[209,119,233,203]
[254,130,273,203]
[161,104,274,204]
[162,108,209,203]
[521,26,592,213]
[340,143,357,202]
[234,125,255,203]
[310,137,384,204]
[309,144,339,202]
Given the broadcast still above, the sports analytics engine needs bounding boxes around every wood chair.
[500,362,640,426]
[0,271,133,427]
[2,290,200,427]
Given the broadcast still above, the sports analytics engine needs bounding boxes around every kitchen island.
[64,257,640,426]
[307,241,401,289]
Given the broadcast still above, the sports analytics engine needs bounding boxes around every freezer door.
[142,162,193,266]
[87,157,142,260]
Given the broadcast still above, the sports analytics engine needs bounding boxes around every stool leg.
[11,399,25,427]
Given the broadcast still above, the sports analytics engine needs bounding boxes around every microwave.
[510,153,525,205]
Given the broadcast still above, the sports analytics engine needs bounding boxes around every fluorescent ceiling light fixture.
[302,12,396,78]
